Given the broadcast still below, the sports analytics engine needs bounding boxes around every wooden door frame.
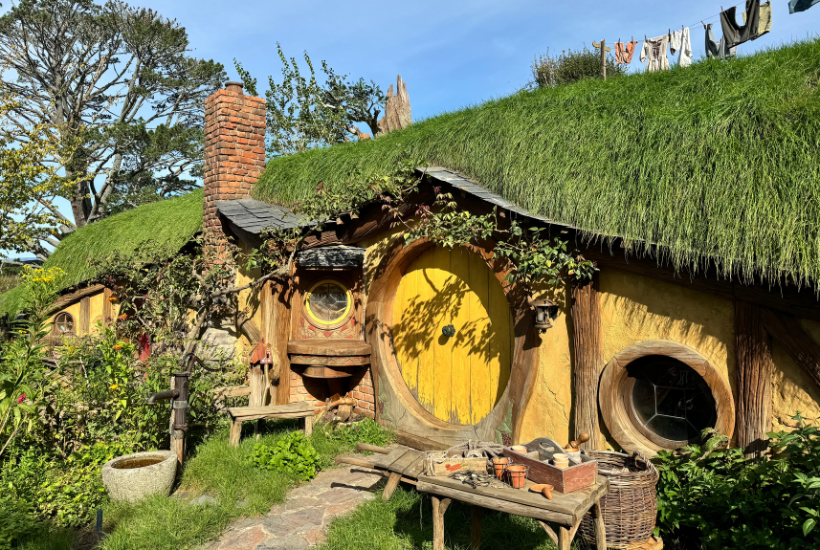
[366,237,539,446]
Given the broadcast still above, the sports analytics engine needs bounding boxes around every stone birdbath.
[102,450,177,502]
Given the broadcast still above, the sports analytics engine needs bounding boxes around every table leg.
[471,506,482,550]
[593,501,607,550]
[535,520,558,546]
[431,495,451,550]
[383,471,402,500]
[558,525,571,550]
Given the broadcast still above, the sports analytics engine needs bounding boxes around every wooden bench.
[227,402,315,446]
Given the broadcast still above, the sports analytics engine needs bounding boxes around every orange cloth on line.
[614,40,639,64]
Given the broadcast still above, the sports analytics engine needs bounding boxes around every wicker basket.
[579,451,659,549]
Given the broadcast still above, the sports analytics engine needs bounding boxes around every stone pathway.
[205,466,384,550]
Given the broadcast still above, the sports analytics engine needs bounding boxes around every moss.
[256,39,820,291]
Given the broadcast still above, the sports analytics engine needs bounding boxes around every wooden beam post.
[571,273,602,449]
[734,301,774,457]
[80,296,91,335]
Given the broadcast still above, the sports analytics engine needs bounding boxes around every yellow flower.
[110,384,119,390]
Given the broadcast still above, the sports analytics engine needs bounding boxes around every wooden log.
[268,280,292,406]
[356,443,389,454]
[395,431,448,451]
[761,307,820,389]
[382,471,402,499]
[471,506,482,550]
[734,301,774,456]
[571,274,602,450]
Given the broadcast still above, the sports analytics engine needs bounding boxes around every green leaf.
[804,518,816,537]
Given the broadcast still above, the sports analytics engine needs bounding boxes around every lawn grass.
[317,487,573,550]
[98,419,349,550]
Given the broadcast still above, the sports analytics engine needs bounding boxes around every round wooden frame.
[366,238,539,445]
[599,340,735,456]
[55,311,75,334]
[302,277,353,330]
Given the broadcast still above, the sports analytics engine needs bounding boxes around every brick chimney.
[203,81,266,262]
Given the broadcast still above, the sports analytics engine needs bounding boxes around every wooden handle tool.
[569,432,590,449]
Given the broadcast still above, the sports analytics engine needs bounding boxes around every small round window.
[625,355,717,448]
[55,312,75,334]
[305,280,351,326]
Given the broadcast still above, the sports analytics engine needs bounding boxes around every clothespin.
[701,21,706,28]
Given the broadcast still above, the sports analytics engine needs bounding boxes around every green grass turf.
[256,39,820,291]
[317,486,576,550]
[0,190,203,317]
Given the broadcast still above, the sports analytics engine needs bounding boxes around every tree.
[0,0,226,255]
[531,46,625,88]
[0,90,77,255]
[234,44,384,157]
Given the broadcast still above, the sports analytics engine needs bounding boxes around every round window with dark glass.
[625,355,717,448]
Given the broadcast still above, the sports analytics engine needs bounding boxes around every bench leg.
[558,525,570,550]
[382,471,402,500]
[431,496,451,550]
[229,419,242,447]
[470,506,482,550]
[304,414,313,437]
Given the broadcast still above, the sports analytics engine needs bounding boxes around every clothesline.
[605,0,776,44]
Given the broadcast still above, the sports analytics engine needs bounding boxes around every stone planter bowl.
[102,450,177,502]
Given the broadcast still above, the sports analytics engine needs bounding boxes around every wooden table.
[416,474,609,550]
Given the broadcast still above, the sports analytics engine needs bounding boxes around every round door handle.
[442,325,456,337]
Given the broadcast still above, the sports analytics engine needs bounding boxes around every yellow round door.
[392,246,513,425]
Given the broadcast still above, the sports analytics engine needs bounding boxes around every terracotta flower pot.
[506,464,529,489]
[491,457,509,480]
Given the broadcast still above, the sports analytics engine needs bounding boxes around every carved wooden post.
[571,273,602,450]
[734,300,773,457]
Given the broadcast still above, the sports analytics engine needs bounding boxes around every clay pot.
[553,453,569,469]
[491,457,509,480]
[529,483,554,500]
[506,464,529,489]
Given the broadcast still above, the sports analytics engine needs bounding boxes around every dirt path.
[204,466,384,550]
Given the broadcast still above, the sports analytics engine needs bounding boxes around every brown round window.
[624,355,717,448]
[55,312,75,334]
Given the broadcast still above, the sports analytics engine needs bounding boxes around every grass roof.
[255,39,820,291]
[0,190,203,317]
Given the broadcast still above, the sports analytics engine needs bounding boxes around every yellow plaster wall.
[355,227,820,445]
[235,240,265,356]
[772,320,820,430]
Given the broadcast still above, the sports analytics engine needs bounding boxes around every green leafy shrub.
[252,431,320,480]
[656,415,820,550]
[0,490,38,548]
[328,418,394,448]
[531,46,625,89]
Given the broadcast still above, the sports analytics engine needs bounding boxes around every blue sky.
[4,0,820,259]
[145,0,820,121]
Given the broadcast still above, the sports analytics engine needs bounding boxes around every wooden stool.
[227,402,315,446]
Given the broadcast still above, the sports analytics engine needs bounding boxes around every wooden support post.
[592,502,607,550]
[80,296,91,335]
[431,496,451,550]
[735,301,773,456]
[382,471,402,500]
[558,525,571,550]
[601,39,606,80]
[470,506,482,550]
[571,273,602,449]
[103,287,112,326]
[248,365,266,439]
[304,414,313,436]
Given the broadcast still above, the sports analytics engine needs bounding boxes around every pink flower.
[17,393,25,404]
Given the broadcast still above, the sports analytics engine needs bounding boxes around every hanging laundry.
[705,23,737,60]
[789,0,820,13]
[669,27,693,68]
[614,40,639,64]
[721,0,761,49]
[640,35,670,72]
[744,1,772,38]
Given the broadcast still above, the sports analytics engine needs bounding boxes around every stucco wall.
[772,320,820,430]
